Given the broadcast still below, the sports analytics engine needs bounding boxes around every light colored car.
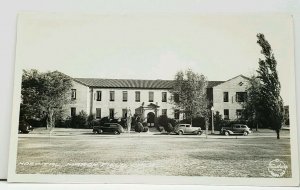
[220,124,252,136]
[174,124,203,135]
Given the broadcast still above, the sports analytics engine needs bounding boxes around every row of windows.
[71,107,177,119]
[223,109,243,120]
[223,92,247,103]
[72,89,168,102]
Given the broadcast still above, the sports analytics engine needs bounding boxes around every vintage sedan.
[174,124,203,135]
[220,124,252,136]
[93,123,124,135]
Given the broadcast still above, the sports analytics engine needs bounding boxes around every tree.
[243,75,263,131]
[171,69,209,125]
[21,69,73,130]
[243,34,284,139]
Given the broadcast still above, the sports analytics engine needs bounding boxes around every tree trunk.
[205,118,209,137]
[276,129,280,139]
[256,123,258,131]
[46,109,55,130]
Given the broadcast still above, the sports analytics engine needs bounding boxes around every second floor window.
[123,91,128,102]
[174,93,179,103]
[110,91,115,101]
[149,91,154,102]
[162,92,167,102]
[162,109,167,115]
[236,92,247,102]
[223,92,229,102]
[96,91,102,101]
[135,91,140,102]
[71,89,76,100]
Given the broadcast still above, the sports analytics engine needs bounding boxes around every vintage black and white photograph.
[8,13,299,185]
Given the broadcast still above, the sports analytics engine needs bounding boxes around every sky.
[16,13,294,105]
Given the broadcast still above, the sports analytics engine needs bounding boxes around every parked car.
[19,120,33,134]
[93,123,124,135]
[220,124,252,136]
[174,124,203,135]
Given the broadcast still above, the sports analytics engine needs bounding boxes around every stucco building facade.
[65,75,249,123]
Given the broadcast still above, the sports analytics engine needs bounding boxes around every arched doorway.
[147,112,155,127]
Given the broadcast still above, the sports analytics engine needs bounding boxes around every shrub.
[135,122,143,132]
[87,114,99,128]
[157,125,164,132]
[157,115,177,133]
[165,123,174,133]
[143,126,149,132]
[69,110,88,128]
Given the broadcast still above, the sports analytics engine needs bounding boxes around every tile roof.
[74,78,224,89]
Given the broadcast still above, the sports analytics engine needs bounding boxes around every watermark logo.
[268,159,288,177]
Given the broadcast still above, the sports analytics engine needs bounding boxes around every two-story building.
[66,75,249,124]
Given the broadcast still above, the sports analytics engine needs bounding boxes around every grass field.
[16,129,291,177]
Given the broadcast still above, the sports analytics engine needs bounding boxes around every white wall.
[213,75,249,120]
[64,81,90,118]
[90,88,175,119]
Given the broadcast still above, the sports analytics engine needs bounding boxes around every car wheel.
[114,130,120,135]
[224,131,229,136]
[93,131,97,134]
[178,131,183,135]
[243,131,249,136]
[197,131,202,135]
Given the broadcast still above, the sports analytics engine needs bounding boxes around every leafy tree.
[171,69,208,125]
[243,34,284,139]
[243,75,262,131]
[21,69,73,130]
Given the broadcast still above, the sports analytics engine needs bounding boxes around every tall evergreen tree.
[244,34,284,139]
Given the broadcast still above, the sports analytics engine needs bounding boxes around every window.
[162,109,167,115]
[174,93,179,103]
[236,92,247,102]
[71,107,76,117]
[174,109,180,119]
[71,89,76,100]
[149,91,154,102]
[122,109,127,118]
[223,92,229,102]
[224,109,229,120]
[110,91,115,101]
[236,109,243,119]
[123,91,128,102]
[96,108,101,119]
[162,92,167,102]
[96,91,102,101]
[109,109,114,119]
[135,91,140,102]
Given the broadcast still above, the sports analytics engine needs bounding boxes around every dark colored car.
[220,124,252,136]
[93,123,124,135]
[19,120,33,134]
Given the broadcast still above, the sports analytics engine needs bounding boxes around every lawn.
[16,129,291,178]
